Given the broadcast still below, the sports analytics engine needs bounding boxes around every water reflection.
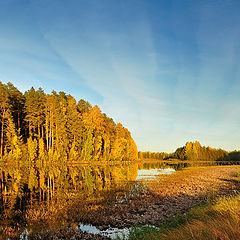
[78,223,130,239]
[0,160,239,238]
[0,161,138,238]
[136,168,175,180]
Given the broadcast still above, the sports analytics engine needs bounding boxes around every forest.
[138,151,169,160]
[0,81,138,164]
[1,82,239,239]
[0,81,139,236]
[139,141,229,161]
[169,141,228,161]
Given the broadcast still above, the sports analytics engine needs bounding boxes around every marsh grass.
[119,192,240,240]
[22,182,135,238]
[236,169,240,177]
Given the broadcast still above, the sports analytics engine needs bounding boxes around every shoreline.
[5,165,240,239]
[83,165,240,229]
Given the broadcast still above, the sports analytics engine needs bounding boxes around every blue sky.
[1,0,240,152]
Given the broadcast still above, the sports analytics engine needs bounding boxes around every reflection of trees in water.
[0,163,138,198]
[138,162,167,170]
[138,161,189,171]
[0,162,138,237]
[137,160,239,171]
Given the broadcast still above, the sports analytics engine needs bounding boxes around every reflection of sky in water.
[136,168,175,180]
[77,168,175,238]
[78,224,129,239]
[78,223,159,239]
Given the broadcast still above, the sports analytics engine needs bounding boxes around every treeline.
[169,141,228,161]
[0,81,138,164]
[139,142,238,162]
[218,151,240,162]
[138,151,169,160]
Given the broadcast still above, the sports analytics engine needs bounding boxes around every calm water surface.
[0,160,239,238]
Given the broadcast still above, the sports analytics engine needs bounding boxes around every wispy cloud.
[0,0,240,152]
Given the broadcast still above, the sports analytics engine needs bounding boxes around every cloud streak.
[0,0,240,152]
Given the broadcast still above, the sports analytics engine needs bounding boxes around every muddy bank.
[27,226,110,240]
[86,165,240,229]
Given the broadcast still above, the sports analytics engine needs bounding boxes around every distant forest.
[139,141,232,161]
[138,151,170,160]
[0,81,138,163]
[171,141,227,161]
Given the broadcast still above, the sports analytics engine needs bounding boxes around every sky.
[0,0,240,153]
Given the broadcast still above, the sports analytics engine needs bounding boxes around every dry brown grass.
[161,193,240,240]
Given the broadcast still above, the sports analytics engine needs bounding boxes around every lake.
[0,160,239,238]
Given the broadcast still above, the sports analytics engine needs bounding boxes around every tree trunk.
[41,125,44,140]
[52,177,55,197]
[17,112,20,130]
[46,117,49,150]
[38,123,40,140]
[0,112,5,158]
[47,177,50,205]
[50,176,52,200]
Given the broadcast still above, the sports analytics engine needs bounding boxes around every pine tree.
[24,87,45,140]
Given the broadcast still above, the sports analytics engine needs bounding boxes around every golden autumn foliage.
[138,151,169,160]
[170,141,228,161]
[0,81,138,163]
[0,81,138,238]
